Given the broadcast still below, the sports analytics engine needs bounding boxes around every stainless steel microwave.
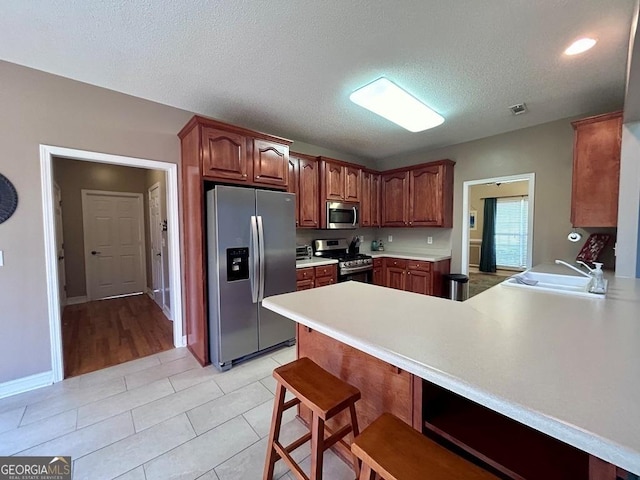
[326,201,359,229]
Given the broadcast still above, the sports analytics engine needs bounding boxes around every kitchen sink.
[501,271,606,298]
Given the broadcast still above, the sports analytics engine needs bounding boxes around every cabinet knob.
[255,175,261,179]
[407,272,411,275]
[409,221,412,225]
[242,174,247,178]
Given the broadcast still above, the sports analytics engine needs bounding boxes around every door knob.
[91,251,101,255]
[58,255,64,261]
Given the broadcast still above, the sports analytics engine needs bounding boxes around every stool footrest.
[282,397,301,411]
[284,432,312,453]
[323,424,353,451]
[273,441,309,480]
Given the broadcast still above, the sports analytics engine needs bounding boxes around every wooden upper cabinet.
[295,153,320,228]
[571,111,622,227]
[287,155,299,227]
[180,115,292,189]
[381,171,409,227]
[323,161,345,201]
[371,173,381,227]
[344,165,361,202]
[409,161,454,227]
[252,139,289,187]
[201,127,249,181]
[361,170,372,227]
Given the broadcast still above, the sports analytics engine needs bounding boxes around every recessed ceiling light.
[349,77,444,132]
[564,37,597,56]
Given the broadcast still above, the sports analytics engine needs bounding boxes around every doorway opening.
[40,145,184,382]
[462,173,535,296]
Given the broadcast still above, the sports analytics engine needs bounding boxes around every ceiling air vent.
[509,103,528,115]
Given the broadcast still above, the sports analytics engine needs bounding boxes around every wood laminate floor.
[62,294,174,378]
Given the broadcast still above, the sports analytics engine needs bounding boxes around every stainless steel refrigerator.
[206,185,296,371]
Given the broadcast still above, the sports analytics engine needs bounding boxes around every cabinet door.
[571,112,622,227]
[298,156,320,228]
[406,269,431,295]
[385,265,406,290]
[252,139,289,187]
[201,127,249,181]
[409,165,441,226]
[371,173,381,227]
[361,170,372,226]
[288,156,299,227]
[344,166,361,202]
[381,172,409,226]
[323,161,344,201]
[373,267,384,286]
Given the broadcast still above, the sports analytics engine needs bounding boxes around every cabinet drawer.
[373,258,383,268]
[385,258,407,269]
[296,267,315,281]
[407,260,431,272]
[315,264,336,278]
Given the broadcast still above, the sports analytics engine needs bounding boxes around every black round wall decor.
[0,173,18,224]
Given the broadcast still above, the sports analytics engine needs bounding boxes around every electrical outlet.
[388,235,393,242]
[0,250,3,266]
[358,235,364,243]
[427,236,433,245]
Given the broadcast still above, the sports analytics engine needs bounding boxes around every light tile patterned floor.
[0,347,355,479]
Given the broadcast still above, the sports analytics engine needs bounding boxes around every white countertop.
[295,258,339,269]
[262,275,640,475]
[368,251,451,262]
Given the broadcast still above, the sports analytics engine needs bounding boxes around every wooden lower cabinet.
[372,258,384,286]
[382,257,450,297]
[295,264,337,290]
[296,325,417,462]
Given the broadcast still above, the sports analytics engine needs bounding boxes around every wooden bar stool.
[351,413,499,480]
[263,357,361,480]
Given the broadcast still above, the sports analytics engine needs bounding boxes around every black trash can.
[444,273,469,301]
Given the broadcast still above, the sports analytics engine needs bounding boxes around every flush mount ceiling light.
[564,37,597,55]
[349,77,444,132]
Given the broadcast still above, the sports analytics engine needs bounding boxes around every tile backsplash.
[296,228,452,255]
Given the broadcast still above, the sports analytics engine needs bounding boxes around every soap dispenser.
[590,262,606,294]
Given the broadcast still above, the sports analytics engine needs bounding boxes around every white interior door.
[148,183,164,308]
[54,183,66,308]
[82,190,146,300]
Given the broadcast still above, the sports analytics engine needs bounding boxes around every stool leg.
[349,403,361,478]
[310,413,325,480]
[358,463,375,480]
[263,382,286,480]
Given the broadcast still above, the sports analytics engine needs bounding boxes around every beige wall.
[376,116,620,272]
[53,158,149,298]
[0,60,372,385]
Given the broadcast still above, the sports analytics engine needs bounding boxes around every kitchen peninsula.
[262,277,640,478]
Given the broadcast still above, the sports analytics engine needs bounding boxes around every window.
[495,197,528,269]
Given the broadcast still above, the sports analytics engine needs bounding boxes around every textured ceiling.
[0,1,635,160]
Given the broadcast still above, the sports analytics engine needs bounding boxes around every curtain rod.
[480,194,528,200]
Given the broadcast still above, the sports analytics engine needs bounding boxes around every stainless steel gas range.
[313,238,373,283]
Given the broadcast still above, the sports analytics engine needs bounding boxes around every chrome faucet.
[554,259,592,278]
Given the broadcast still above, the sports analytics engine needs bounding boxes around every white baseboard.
[177,335,187,348]
[66,296,88,305]
[0,371,53,399]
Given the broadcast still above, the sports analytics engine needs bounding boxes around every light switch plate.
[388,235,393,242]
[0,250,4,266]
[427,236,433,244]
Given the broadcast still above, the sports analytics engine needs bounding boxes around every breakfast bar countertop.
[295,258,339,269]
[262,276,640,475]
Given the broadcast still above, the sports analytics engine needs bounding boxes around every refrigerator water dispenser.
[226,247,249,281]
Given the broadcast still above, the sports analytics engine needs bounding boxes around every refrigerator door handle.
[257,215,266,302]
[250,215,259,303]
